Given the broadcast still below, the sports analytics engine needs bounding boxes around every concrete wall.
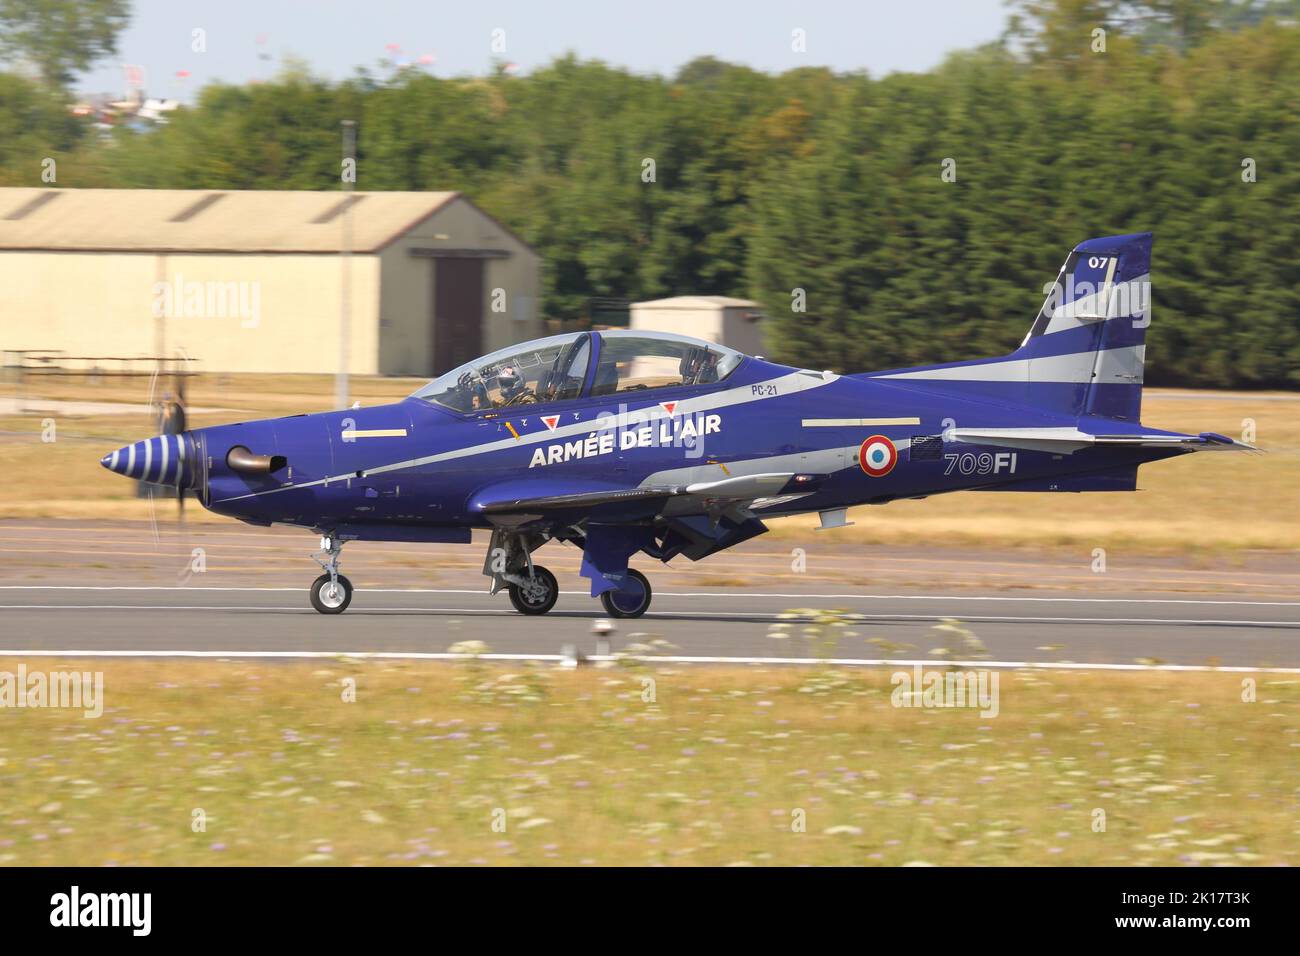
[630,305,765,355]
[0,251,382,375]
[377,197,543,377]
[631,306,718,342]
[719,305,766,356]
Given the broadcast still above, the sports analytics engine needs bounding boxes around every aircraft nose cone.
[101,445,132,476]
[99,434,193,485]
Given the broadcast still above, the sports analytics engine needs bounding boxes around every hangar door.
[431,258,484,374]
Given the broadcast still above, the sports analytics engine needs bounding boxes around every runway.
[1,585,1298,667]
[1,520,1298,668]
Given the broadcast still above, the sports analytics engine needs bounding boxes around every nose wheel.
[309,533,353,615]
[508,565,558,616]
[599,569,652,619]
[311,573,353,614]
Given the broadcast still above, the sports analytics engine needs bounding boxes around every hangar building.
[0,188,542,376]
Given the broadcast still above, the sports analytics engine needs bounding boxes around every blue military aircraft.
[100,233,1251,617]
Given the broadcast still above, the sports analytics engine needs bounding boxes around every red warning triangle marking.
[659,401,678,417]
[541,415,560,431]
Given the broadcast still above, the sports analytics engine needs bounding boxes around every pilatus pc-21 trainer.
[101,233,1252,618]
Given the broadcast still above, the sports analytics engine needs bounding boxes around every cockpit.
[410,330,746,413]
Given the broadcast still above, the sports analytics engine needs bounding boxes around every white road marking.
[0,603,1293,627]
[0,648,1294,673]
[0,585,1296,606]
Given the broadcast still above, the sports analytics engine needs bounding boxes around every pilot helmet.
[498,365,524,396]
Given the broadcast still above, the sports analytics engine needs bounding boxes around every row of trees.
[1,1,1297,386]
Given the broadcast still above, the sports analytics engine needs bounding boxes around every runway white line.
[0,604,1295,627]
[0,648,1296,673]
[0,586,1296,607]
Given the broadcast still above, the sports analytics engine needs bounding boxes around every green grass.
[0,659,1294,866]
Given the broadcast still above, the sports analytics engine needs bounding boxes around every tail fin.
[870,232,1152,423]
[1017,231,1151,422]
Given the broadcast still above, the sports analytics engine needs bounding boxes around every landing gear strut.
[310,533,353,614]
[485,528,558,616]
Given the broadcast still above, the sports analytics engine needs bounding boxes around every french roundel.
[858,435,897,477]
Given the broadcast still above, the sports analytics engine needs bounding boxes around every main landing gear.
[309,533,353,615]
[484,528,558,616]
[507,565,559,616]
[599,569,652,619]
[484,529,653,618]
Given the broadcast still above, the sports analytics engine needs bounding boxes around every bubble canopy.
[409,330,745,412]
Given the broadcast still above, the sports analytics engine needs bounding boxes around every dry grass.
[0,658,1294,866]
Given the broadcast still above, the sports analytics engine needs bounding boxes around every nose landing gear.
[310,533,353,614]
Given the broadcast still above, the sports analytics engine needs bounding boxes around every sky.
[77,0,1012,101]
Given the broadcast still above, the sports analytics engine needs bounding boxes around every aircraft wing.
[475,485,674,515]
[467,476,821,528]
[949,427,1257,454]
[471,472,807,518]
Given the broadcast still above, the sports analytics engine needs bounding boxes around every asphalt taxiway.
[1,520,1297,668]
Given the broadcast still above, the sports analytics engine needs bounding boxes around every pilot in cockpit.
[456,370,490,411]
[681,346,721,386]
[496,365,535,406]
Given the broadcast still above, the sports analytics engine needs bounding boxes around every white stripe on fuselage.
[213,369,838,503]
[876,345,1145,385]
[803,417,920,427]
[342,429,409,439]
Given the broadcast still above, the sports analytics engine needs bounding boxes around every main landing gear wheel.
[600,569,652,619]
[310,573,353,614]
[508,565,559,616]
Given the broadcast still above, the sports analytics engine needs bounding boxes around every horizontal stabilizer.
[949,427,1257,454]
